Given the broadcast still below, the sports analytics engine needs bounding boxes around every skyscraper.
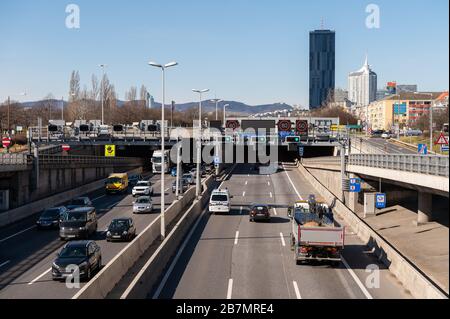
[309,29,335,109]
[348,55,377,107]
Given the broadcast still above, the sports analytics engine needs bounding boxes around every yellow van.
[105,173,129,194]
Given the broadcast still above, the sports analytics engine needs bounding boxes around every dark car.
[183,173,195,185]
[59,207,98,240]
[172,179,189,194]
[249,203,271,222]
[66,197,93,210]
[129,174,143,187]
[106,218,136,242]
[36,207,68,229]
[52,240,102,281]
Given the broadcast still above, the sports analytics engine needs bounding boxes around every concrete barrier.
[73,175,215,299]
[120,175,217,299]
[0,167,143,228]
[296,162,448,299]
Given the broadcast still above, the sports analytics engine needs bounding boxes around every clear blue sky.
[0,0,448,106]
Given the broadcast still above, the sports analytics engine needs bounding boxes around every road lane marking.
[245,181,248,185]
[282,163,301,198]
[234,231,239,245]
[28,268,51,285]
[227,279,233,299]
[242,191,246,197]
[240,206,243,215]
[269,192,273,198]
[341,257,373,299]
[165,188,170,192]
[267,181,270,186]
[273,208,277,216]
[293,281,302,299]
[279,233,286,246]
[0,225,36,244]
[92,195,106,202]
[0,260,10,268]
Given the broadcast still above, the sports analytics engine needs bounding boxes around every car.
[209,189,231,214]
[132,180,153,197]
[106,218,136,242]
[52,240,101,281]
[170,167,178,177]
[172,179,189,194]
[36,207,68,229]
[133,196,153,214]
[59,207,98,240]
[249,203,271,222]
[370,130,384,138]
[182,173,195,185]
[381,132,391,139]
[128,174,143,187]
[66,197,93,210]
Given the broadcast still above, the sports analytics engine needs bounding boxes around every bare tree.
[140,85,148,108]
[90,74,100,101]
[69,71,81,101]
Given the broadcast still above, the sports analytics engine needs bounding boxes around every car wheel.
[86,267,92,280]
[97,257,102,270]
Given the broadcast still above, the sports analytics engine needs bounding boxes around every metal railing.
[38,155,143,166]
[0,153,32,166]
[348,154,449,177]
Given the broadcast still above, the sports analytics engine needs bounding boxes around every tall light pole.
[149,61,178,239]
[223,104,229,128]
[6,92,26,135]
[211,98,223,121]
[193,89,209,198]
[99,64,107,125]
[427,93,435,152]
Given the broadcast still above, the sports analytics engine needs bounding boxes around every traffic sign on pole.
[349,183,361,193]
[298,146,304,157]
[62,144,71,152]
[2,137,11,148]
[375,193,386,209]
[441,145,449,152]
[418,144,428,155]
[105,145,116,157]
[435,132,449,145]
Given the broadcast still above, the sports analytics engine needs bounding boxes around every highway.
[358,137,417,154]
[0,173,177,299]
[152,163,411,299]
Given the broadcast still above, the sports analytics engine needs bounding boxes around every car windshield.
[211,194,228,202]
[109,220,129,229]
[152,157,162,163]
[136,181,149,187]
[183,174,191,178]
[59,246,87,258]
[70,199,85,206]
[61,211,87,222]
[136,197,150,204]
[253,206,267,211]
[108,177,122,184]
[41,209,60,218]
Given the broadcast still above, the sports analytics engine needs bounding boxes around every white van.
[209,189,231,214]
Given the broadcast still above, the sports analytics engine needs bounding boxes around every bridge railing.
[348,154,449,177]
[0,153,32,166]
[38,155,144,166]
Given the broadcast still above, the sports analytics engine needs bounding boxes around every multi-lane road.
[0,173,177,299]
[357,137,417,154]
[152,163,411,299]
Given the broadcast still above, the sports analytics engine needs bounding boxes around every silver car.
[133,196,153,214]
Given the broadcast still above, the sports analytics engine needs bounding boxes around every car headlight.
[146,206,151,209]
[79,261,88,269]
[52,262,60,269]
[79,227,86,231]
[106,231,111,237]
[122,231,128,236]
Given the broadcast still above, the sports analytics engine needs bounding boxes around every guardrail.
[39,155,143,166]
[348,154,449,177]
[0,153,32,166]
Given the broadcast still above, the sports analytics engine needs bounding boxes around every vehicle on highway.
[97,124,110,137]
[381,132,391,139]
[36,207,68,229]
[209,189,231,214]
[106,218,136,242]
[370,130,384,138]
[52,240,102,281]
[249,203,271,222]
[106,173,129,194]
[152,149,173,174]
[183,173,195,185]
[404,129,423,137]
[66,197,93,210]
[132,180,153,197]
[288,199,343,266]
[59,207,98,240]
[133,196,153,214]
[172,178,189,194]
[170,167,178,177]
[128,174,143,187]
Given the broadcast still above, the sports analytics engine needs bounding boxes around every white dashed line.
[269,192,273,198]
[92,195,106,202]
[234,231,239,245]
[293,281,302,299]
[273,208,278,216]
[28,268,51,285]
[227,279,233,299]
[245,181,248,185]
[242,191,246,197]
[341,257,373,299]
[0,226,36,244]
[240,206,243,214]
[0,260,11,269]
[267,181,270,186]
[279,232,286,246]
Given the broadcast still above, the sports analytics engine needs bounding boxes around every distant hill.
[19,99,293,115]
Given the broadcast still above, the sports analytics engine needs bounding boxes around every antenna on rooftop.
[320,17,325,30]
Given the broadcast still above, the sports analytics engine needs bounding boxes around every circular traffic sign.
[2,137,11,148]
[277,120,292,132]
[226,120,240,131]
[62,144,71,152]
[296,120,308,133]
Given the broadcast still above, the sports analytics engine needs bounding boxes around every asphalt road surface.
[359,138,417,154]
[0,173,178,299]
[152,163,411,299]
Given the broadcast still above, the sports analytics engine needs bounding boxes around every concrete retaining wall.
[0,167,142,228]
[297,162,447,299]
[73,175,216,299]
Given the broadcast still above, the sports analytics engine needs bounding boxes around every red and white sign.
[277,120,292,132]
[62,144,71,152]
[2,137,11,148]
[296,120,308,136]
[434,132,449,145]
[226,120,240,131]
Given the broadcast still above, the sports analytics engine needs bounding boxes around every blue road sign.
[298,147,304,157]
[442,145,449,152]
[349,183,361,193]
[349,178,361,184]
[376,193,386,209]
[418,144,428,155]
[214,156,221,165]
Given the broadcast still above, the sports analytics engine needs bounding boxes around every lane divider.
[28,268,51,285]
[0,260,11,269]
[292,281,302,299]
[234,231,239,245]
[279,233,286,247]
[0,226,36,244]
[227,278,233,299]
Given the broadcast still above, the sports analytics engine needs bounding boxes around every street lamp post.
[211,99,223,121]
[223,104,229,128]
[193,89,210,198]
[6,92,26,136]
[99,64,107,125]
[149,61,178,239]
[428,93,435,152]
